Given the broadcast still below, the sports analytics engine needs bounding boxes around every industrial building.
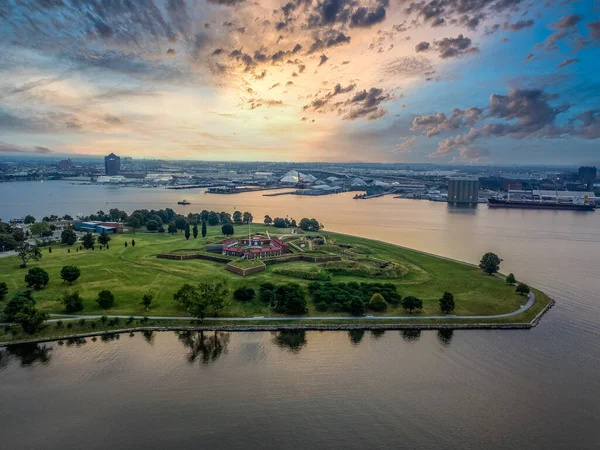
[447,177,480,204]
[73,221,122,234]
[104,153,121,176]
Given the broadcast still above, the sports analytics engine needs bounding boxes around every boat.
[487,198,595,211]
[177,199,191,205]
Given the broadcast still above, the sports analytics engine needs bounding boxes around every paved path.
[13,291,533,325]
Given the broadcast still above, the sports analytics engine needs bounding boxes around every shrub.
[233,286,256,301]
[401,296,423,313]
[506,273,516,284]
[259,282,277,303]
[56,320,63,328]
[78,318,86,327]
[96,290,115,309]
[368,293,388,311]
[516,283,530,296]
[67,322,73,329]
[62,291,84,313]
[315,301,328,311]
[100,315,108,325]
[348,297,365,316]
[126,316,135,324]
[0,281,8,301]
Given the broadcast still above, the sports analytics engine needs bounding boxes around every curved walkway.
[36,291,535,324]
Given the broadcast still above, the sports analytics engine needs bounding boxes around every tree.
[264,215,273,225]
[175,217,187,233]
[439,291,455,314]
[24,215,36,224]
[198,280,229,316]
[97,290,115,309]
[259,282,276,303]
[62,291,84,313]
[60,265,81,284]
[479,252,501,275]
[15,303,48,334]
[402,296,423,313]
[131,239,136,247]
[193,223,198,239]
[299,218,321,231]
[30,221,52,237]
[61,227,77,246]
[174,283,206,320]
[233,211,243,224]
[221,223,234,236]
[207,212,219,226]
[2,291,34,322]
[98,231,111,245]
[185,223,191,240]
[12,228,26,242]
[0,281,8,301]
[506,273,516,284]
[348,297,365,316]
[82,232,95,249]
[273,217,286,228]
[16,242,42,268]
[516,283,530,296]
[233,286,255,301]
[141,290,154,311]
[128,216,141,232]
[146,220,159,232]
[25,267,49,289]
[124,241,128,248]
[272,283,307,314]
[369,293,388,311]
[168,222,178,234]
[201,220,207,237]
[242,212,253,224]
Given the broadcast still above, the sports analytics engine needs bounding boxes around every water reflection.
[348,329,365,345]
[446,203,478,215]
[371,329,386,340]
[401,329,421,342]
[176,331,230,364]
[1,343,52,367]
[272,330,307,353]
[437,329,454,347]
[142,330,155,345]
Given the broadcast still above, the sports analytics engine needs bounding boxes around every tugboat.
[177,199,191,205]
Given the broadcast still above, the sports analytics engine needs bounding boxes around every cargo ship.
[488,198,595,211]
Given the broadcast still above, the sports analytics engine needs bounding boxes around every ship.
[177,199,191,205]
[487,198,595,211]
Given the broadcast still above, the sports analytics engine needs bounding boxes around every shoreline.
[0,298,555,347]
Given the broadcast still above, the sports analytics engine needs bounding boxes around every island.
[0,217,554,345]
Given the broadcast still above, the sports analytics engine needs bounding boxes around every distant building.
[73,221,122,234]
[447,177,480,204]
[213,235,290,259]
[104,153,121,176]
[58,159,73,170]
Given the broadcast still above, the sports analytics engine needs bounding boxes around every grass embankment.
[0,224,552,327]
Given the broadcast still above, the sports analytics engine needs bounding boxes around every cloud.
[166,48,178,56]
[343,87,390,120]
[350,6,387,28]
[318,54,329,66]
[504,19,534,32]
[392,135,416,152]
[247,98,286,110]
[382,56,435,78]
[568,109,600,139]
[414,34,479,59]
[551,14,582,30]
[207,0,246,6]
[0,141,53,154]
[303,83,356,112]
[588,20,600,40]
[557,58,579,68]
[308,31,351,53]
[414,88,575,158]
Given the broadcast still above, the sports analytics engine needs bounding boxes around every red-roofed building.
[220,235,289,259]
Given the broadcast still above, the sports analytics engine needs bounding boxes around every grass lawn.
[0,224,551,323]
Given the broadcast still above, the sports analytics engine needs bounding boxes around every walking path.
[31,291,534,324]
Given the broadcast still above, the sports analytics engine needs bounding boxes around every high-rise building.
[104,153,121,176]
[447,177,480,204]
[58,159,73,170]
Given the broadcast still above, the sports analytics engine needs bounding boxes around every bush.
[100,315,108,325]
[401,296,423,313]
[67,322,73,329]
[96,290,115,309]
[259,282,276,303]
[24,267,49,289]
[62,291,84,313]
[506,273,516,284]
[0,281,7,301]
[233,286,255,301]
[368,293,388,311]
[126,316,134,324]
[272,268,332,281]
[315,301,328,311]
[516,283,530,296]
[78,318,86,327]
[348,297,365,316]
[56,320,63,328]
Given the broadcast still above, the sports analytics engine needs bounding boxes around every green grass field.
[0,224,551,322]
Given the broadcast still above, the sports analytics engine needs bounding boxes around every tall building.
[104,153,121,176]
[447,177,480,204]
[58,159,73,170]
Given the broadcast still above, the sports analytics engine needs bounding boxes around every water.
[1,181,599,449]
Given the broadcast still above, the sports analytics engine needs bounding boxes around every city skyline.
[1,0,599,164]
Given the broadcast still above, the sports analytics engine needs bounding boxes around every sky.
[0,0,599,164]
